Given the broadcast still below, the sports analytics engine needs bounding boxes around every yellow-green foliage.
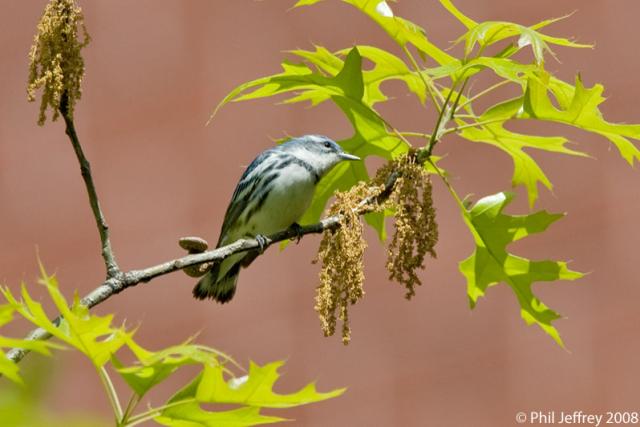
[0,267,344,425]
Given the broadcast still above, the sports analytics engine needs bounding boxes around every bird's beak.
[339,152,360,161]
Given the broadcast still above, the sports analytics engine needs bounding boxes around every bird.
[193,134,360,303]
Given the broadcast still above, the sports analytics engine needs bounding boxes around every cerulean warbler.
[193,134,360,303]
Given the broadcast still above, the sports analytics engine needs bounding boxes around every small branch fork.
[5,170,399,365]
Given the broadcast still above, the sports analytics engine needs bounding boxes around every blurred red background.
[1,1,639,426]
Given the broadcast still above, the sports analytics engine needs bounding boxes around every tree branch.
[4,172,398,366]
[60,93,120,278]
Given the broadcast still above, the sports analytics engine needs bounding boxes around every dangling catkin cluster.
[314,153,438,342]
[27,0,90,125]
[314,182,383,345]
[377,154,439,299]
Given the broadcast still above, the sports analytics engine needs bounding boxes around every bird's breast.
[243,165,316,236]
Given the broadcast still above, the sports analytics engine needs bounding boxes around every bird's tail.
[192,262,240,303]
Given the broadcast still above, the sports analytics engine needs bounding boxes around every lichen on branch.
[27,0,90,125]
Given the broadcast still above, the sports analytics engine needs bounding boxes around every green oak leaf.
[287,45,342,78]
[449,8,591,64]
[156,375,284,427]
[293,0,454,65]
[209,55,349,118]
[292,45,426,105]
[456,71,640,206]
[438,0,476,29]
[156,404,283,427]
[343,0,454,65]
[348,45,426,104]
[0,351,21,384]
[458,93,588,207]
[429,56,537,84]
[156,361,344,426]
[1,265,129,368]
[196,361,345,407]
[460,124,587,207]
[0,304,58,384]
[472,72,640,165]
[522,73,640,166]
[114,335,240,398]
[440,0,590,63]
[459,192,583,347]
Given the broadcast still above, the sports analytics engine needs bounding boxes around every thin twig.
[426,75,471,157]
[427,84,456,154]
[4,173,399,366]
[60,92,119,278]
[450,78,469,120]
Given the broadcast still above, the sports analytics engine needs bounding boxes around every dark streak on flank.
[245,188,272,223]
[241,172,279,224]
[276,158,293,170]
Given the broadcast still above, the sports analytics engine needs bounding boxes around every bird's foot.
[255,234,269,254]
[290,222,304,244]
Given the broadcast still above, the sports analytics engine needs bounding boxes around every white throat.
[290,146,338,177]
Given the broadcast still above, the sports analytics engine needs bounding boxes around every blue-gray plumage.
[193,135,360,303]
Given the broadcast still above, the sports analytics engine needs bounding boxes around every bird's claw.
[290,222,304,244]
[255,234,269,254]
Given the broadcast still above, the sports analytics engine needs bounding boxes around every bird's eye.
[323,141,331,148]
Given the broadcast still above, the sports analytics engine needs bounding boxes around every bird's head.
[283,135,360,177]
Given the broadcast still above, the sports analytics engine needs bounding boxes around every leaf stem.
[451,114,478,120]
[125,398,197,427]
[450,77,469,120]
[455,79,511,113]
[427,83,457,154]
[425,73,471,156]
[120,393,141,426]
[97,365,123,422]
[425,156,466,209]
[399,131,432,139]
[442,117,507,135]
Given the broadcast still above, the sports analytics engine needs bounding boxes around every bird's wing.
[216,149,278,247]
